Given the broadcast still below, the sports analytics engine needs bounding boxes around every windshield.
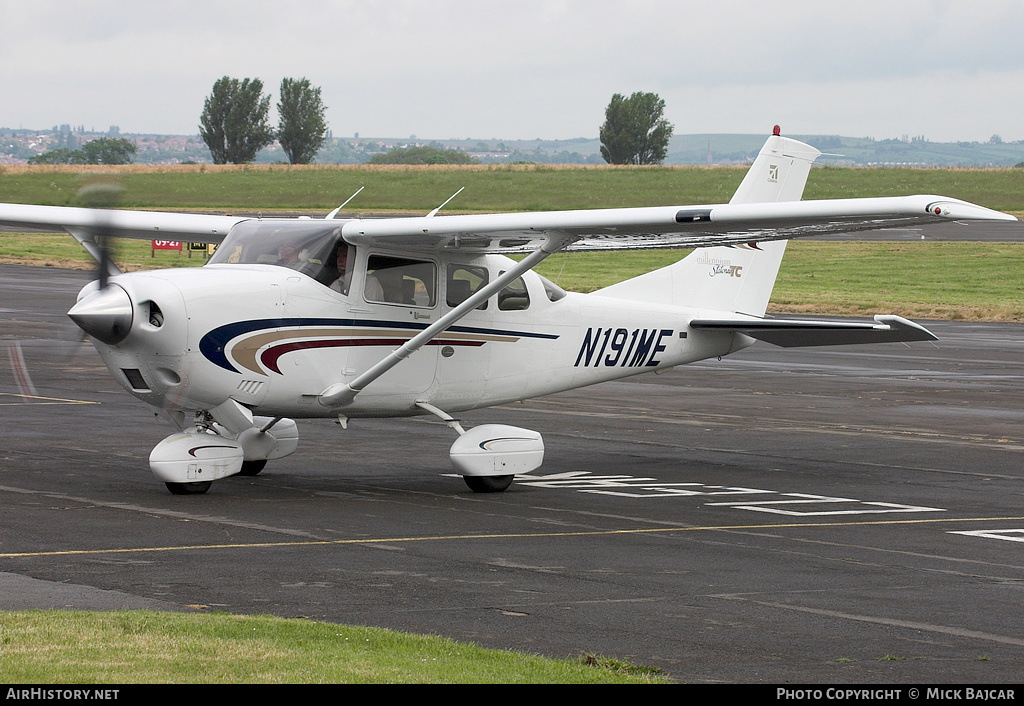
[209,219,350,286]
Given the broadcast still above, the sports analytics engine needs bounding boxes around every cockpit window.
[209,219,349,288]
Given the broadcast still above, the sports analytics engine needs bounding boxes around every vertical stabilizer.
[593,129,820,317]
[728,129,821,205]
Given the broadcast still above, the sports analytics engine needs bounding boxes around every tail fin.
[593,130,820,317]
[728,129,821,205]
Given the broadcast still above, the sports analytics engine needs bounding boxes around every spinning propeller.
[66,180,134,345]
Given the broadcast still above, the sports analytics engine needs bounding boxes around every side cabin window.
[447,264,488,310]
[497,273,530,311]
[365,255,436,307]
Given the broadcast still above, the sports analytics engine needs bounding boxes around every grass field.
[541,242,1024,321]
[3,162,1024,214]
[0,611,664,684]
[4,232,1021,322]
[3,162,1021,322]
[3,164,1020,323]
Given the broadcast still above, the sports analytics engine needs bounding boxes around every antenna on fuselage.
[325,186,365,219]
[427,187,464,217]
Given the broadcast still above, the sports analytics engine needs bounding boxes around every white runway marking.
[949,529,1024,542]
[517,472,946,515]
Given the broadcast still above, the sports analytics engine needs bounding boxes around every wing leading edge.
[0,203,248,243]
[339,194,1015,253]
[0,183,1014,255]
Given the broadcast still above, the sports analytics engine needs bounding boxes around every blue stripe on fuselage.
[199,318,559,373]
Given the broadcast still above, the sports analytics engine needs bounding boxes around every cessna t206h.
[0,130,1015,494]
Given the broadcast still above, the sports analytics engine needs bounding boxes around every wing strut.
[318,233,572,408]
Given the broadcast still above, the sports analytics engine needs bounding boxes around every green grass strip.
[2,163,1022,213]
[3,234,1022,321]
[532,242,1024,321]
[0,610,665,684]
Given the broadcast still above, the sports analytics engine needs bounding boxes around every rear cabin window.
[364,255,436,307]
[498,275,530,311]
[539,274,567,302]
[447,264,488,309]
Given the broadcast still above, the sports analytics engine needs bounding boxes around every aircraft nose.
[68,285,134,345]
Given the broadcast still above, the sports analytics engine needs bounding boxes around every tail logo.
[695,251,745,278]
[768,165,779,183]
[711,264,743,278]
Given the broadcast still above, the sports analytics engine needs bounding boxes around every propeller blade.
[76,180,124,289]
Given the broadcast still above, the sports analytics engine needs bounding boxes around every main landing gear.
[462,475,515,493]
[165,481,213,495]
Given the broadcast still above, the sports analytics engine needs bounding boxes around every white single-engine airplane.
[0,130,1015,494]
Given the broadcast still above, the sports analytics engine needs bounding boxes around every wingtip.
[873,315,938,342]
[922,197,1017,221]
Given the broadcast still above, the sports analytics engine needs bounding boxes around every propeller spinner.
[67,285,133,345]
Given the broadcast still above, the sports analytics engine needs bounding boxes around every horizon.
[3,126,1016,146]
[3,3,1024,145]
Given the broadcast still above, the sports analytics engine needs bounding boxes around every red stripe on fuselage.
[260,338,485,374]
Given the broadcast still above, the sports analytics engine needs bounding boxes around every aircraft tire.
[165,481,213,495]
[463,475,514,493]
[237,460,267,476]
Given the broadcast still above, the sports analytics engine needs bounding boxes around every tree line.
[199,81,673,166]
[27,136,138,165]
[200,76,328,164]
[26,76,329,166]
[26,85,672,167]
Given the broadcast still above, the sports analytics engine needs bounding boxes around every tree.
[28,148,84,165]
[80,137,137,164]
[599,92,674,165]
[277,77,328,164]
[28,138,136,165]
[367,146,478,165]
[199,77,274,164]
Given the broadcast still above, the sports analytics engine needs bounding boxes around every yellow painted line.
[4,515,1024,560]
[0,392,98,406]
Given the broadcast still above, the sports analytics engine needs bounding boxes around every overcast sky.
[3,1,1024,143]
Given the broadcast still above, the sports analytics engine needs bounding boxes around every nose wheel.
[238,459,267,476]
[165,481,213,495]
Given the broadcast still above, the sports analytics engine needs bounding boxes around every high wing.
[0,203,246,243]
[0,194,1013,254]
[339,194,1015,253]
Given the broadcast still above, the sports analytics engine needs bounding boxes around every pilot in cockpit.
[329,244,352,295]
[278,244,299,265]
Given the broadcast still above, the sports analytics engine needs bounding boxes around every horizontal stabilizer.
[690,314,937,347]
